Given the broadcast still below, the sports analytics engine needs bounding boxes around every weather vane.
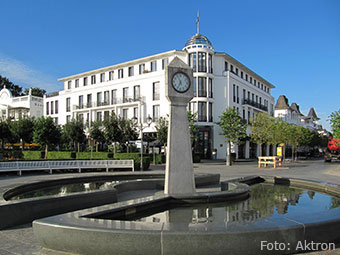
[196,10,199,34]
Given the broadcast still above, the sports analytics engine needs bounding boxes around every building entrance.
[194,126,212,159]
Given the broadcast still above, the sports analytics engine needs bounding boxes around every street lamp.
[133,115,153,170]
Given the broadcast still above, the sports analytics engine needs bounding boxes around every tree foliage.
[24,87,46,97]
[0,75,22,96]
[62,118,86,152]
[187,111,199,146]
[33,117,61,158]
[89,121,105,152]
[329,109,340,138]
[155,116,168,150]
[0,119,11,149]
[10,117,35,150]
[250,113,273,156]
[218,107,247,165]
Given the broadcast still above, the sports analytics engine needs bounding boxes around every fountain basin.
[33,176,340,255]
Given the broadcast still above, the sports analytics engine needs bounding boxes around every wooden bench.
[0,160,134,176]
[258,156,282,168]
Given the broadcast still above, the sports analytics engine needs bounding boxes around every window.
[198,52,206,72]
[230,65,234,73]
[109,71,114,80]
[54,117,58,125]
[153,82,160,100]
[111,89,117,104]
[128,66,134,77]
[134,85,140,100]
[118,69,123,79]
[122,109,128,120]
[243,109,245,120]
[248,91,250,100]
[225,61,228,71]
[78,114,84,124]
[91,75,96,84]
[241,71,244,79]
[252,93,254,101]
[139,64,145,74]
[46,102,49,115]
[84,77,88,86]
[258,82,260,88]
[87,94,92,108]
[259,97,262,105]
[243,89,246,103]
[198,102,207,122]
[133,107,138,119]
[235,68,239,76]
[104,111,110,121]
[208,54,213,73]
[162,58,168,70]
[67,81,71,89]
[51,101,54,114]
[96,112,102,122]
[261,84,263,90]
[66,115,71,123]
[254,79,256,86]
[153,105,160,121]
[123,87,129,103]
[79,95,84,109]
[100,73,105,82]
[189,53,197,72]
[208,78,213,98]
[97,92,102,106]
[193,77,197,97]
[75,79,79,88]
[237,86,239,104]
[151,61,157,72]
[104,91,109,105]
[209,102,213,122]
[198,77,207,97]
[250,77,252,83]
[245,74,248,81]
[233,84,236,103]
[256,95,258,103]
[66,98,70,112]
[55,100,58,114]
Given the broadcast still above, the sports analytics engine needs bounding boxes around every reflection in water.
[10,181,120,200]
[134,184,340,225]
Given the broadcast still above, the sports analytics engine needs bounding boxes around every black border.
[171,71,191,93]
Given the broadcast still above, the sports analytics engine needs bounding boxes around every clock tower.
[164,57,196,196]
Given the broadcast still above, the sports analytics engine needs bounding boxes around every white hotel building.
[44,33,275,160]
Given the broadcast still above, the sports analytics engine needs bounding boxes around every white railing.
[0,160,134,176]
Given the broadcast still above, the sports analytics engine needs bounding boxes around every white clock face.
[172,72,190,93]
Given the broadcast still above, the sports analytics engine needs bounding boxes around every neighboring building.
[274,95,322,131]
[44,32,275,159]
[0,87,43,121]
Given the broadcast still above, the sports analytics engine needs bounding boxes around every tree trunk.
[45,144,48,159]
[96,142,98,152]
[21,140,25,151]
[292,145,295,161]
[226,141,232,166]
[77,142,80,153]
[259,143,263,157]
[273,145,276,156]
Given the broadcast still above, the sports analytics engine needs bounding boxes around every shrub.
[76,152,109,160]
[149,154,166,164]
[114,153,150,170]
[193,153,201,163]
[23,151,41,160]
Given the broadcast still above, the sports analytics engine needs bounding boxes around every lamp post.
[133,115,152,171]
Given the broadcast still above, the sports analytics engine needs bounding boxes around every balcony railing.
[242,99,268,112]
[73,97,142,110]
[198,115,207,122]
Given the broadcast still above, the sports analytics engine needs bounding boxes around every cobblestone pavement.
[0,159,340,255]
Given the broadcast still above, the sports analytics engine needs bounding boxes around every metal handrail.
[0,160,134,176]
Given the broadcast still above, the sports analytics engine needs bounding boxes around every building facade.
[44,33,275,159]
[274,95,322,131]
[0,87,43,121]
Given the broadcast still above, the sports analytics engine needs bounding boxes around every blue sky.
[0,0,339,130]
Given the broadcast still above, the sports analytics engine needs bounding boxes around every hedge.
[114,153,150,170]
[149,154,166,164]
[76,152,110,160]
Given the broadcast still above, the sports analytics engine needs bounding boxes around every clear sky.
[0,0,339,130]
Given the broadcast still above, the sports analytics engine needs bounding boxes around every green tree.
[329,109,340,138]
[250,113,272,157]
[218,107,247,166]
[119,119,138,146]
[103,113,122,152]
[0,75,23,96]
[10,117,35,150]
[63,118,86,152]
[89,121,105,152]
[267,118,286,155]
[155,116,168,154]
[0,119,11,149]
[33,117,61,159]
[188,111,199,148]
[24,87,46,97]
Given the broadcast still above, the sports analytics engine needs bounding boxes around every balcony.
[242,99,268,112]
[73,97,142,110]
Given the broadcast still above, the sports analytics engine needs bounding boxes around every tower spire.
[196,10,199,34]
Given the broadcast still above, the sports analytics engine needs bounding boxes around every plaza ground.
[0,159,340,255]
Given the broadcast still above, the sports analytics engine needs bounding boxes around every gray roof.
[185,33,213,47]
[275,95,290,110]
[290,103,303,115]
[307,107,320,120]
